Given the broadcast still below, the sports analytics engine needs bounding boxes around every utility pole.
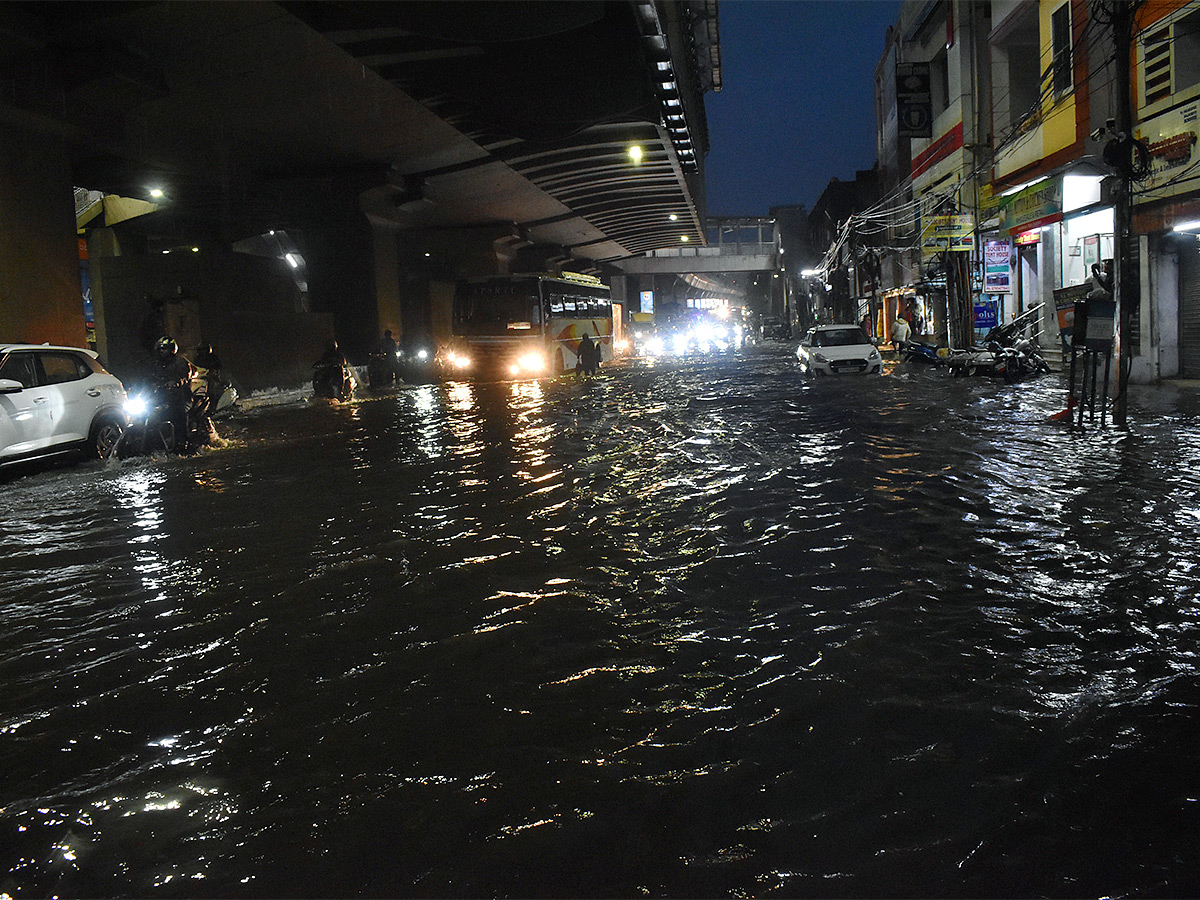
[1111,0,1138,426]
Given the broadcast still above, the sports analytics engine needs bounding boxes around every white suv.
[0,343,128,470]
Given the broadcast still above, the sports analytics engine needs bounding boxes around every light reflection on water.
[2,348,1200,897]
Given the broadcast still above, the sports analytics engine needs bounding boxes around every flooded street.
[3,345,1200,898]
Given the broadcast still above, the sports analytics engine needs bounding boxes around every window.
[39,352,90,385]
[1175,8,1200,92]
[931,47,950,117]
[0,352,36,388]
[1141,7,1200,111]
[1051,3,1073,95]
[991,4,1040,133]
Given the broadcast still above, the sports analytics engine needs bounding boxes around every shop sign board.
[1003,176,1063,235]
[921,214,974,259]
[973,300,998,329]
[984,239,1011,292]
[896,62,932,139]
[640,290,654,314]
[1136,101,1200,198]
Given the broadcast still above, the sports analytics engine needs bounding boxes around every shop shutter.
[1181,240,1200,377]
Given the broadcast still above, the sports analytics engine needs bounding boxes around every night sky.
[704,0,904,217]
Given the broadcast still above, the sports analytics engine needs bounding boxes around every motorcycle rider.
[370,329,400,388]
[314,340,352,399]
[154,337,197,452]
[193,342,225,417]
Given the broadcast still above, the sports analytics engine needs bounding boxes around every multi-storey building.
[1131,1,1200,379]
[863,0,1200,383]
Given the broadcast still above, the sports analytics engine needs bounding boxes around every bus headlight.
[511,352,545,376]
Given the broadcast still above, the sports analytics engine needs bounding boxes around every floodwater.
[3,345,1200,899]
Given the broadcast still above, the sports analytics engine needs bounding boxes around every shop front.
[985,170,1112,349]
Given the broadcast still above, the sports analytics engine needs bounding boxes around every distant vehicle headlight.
[417,349,430,361]
[646,336,664,356]
[671,334,689,354]
[446,351,471,369]
[124,395,149,417]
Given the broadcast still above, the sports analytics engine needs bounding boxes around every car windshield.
[813,328,868,348]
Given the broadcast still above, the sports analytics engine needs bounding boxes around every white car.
[797,325,883,375]
[0,343,128,470]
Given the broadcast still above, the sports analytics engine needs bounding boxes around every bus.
[446,272,623,378]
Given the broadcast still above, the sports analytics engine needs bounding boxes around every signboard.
[896,62,932,139]
[921,214,975,259]
[983,239,1011,293]
[640,290,654,315]
[974,300,998,330]
[1003,176,1063,235]
[1135,100,1200,198]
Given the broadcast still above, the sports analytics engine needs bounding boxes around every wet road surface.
[3,345,1200,898]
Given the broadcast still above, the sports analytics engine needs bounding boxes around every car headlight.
[446,351,471,369]
[646,337,664,356]
[813,352,829,364]
[124,395,149,417]
[869,349,881,360]
[416,349,430,361]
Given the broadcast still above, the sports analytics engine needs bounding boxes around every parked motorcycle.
[946,337,1051,382]
[901,340,943,366]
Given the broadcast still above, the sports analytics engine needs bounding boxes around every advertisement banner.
[983,239,1011,293]
[921,214,975,259]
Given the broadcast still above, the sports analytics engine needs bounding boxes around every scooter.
[313,358,356,401]
[191,370,238,418]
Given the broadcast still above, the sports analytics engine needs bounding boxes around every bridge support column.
[0,126,87,346]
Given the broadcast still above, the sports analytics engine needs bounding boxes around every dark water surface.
[3,347,1200,898]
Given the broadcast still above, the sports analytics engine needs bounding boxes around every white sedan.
[796,325,883,375]
[0,343,128,470]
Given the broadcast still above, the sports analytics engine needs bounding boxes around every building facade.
[860,0,1200,383]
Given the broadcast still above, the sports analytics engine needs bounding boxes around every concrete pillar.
[372,223,403,338]
[0,127,86,346]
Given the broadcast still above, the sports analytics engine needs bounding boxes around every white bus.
[447,272,623,378]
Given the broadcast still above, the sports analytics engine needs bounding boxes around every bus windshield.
[454,280,543,334]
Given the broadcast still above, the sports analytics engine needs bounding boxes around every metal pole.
[1111,1,1138,426]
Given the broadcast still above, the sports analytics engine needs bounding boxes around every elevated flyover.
[0,1,720,376]
[608,216,779,315]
